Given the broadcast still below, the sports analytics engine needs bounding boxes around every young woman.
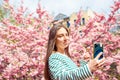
[44,23,105,80]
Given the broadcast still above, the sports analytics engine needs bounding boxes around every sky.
[2,0,114,17]
[40,0,114,17]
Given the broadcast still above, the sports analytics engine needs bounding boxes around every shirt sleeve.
[80,59,88,67]
[49,58,92,80]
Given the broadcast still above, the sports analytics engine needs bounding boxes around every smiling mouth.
[64,42,69,45]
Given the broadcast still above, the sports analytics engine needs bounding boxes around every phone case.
[94,43,103,60]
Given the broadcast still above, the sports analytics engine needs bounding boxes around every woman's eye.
[57,33,68,38]
[57,35,63,38]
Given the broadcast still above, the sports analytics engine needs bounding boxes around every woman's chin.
[64,44,69,48]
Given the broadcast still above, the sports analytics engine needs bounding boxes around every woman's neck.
[57,48,65,54]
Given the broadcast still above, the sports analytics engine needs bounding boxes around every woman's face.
[55,27,69,51]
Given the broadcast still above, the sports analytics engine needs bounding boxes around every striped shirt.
[48,52,92,80]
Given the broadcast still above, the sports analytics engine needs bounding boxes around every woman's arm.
[49,58,92,80]
[80,59,88,67]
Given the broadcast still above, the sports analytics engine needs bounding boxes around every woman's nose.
[64,35,69,40]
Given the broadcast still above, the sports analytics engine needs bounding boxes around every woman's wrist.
[86,64,93,75]
[88,60,96,73]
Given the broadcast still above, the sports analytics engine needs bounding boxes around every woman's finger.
[95,52,103,60]
[97,58,105,67]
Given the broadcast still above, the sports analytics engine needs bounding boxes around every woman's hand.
[88,52,105,72]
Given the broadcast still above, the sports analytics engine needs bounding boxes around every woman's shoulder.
[49,52,78,69]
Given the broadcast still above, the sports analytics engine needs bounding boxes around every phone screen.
[94,43,103,60]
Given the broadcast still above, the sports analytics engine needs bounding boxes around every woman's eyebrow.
[57,34,63,36]
[57,33,68,36]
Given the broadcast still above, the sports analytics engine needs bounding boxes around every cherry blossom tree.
[0,0,53,79]
[69,0,120,79]
[0,0,120,80]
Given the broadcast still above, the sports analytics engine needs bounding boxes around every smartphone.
[93,43,103,60]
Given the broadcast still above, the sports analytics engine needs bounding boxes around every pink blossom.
[117,64,120,74]
[4,0,9,3]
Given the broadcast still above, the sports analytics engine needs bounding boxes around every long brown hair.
[44,23,70,80]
